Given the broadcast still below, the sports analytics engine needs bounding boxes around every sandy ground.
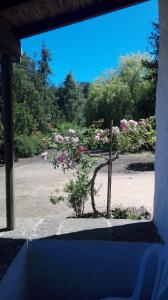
[0,152,154,225]
[0,152,160,283]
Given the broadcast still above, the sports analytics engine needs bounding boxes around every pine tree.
[58,72,86,125]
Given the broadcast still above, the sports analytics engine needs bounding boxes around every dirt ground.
[0,152,154,224]
[0,152,160,281]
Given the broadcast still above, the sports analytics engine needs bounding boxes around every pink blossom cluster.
[54,134,64,143]
[57,151,68,163]
[56,145,87,170]
[64,136,79,146]
[112,126,120,135]
[120,119,128,132]
[54,134,79,146]
[95,129,108,143]
[57,152,76,169]
[128,120,138,127]
[120,119,138,132]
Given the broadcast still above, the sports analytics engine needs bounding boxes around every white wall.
[154,0,168,242]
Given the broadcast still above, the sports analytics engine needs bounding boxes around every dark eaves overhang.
[0,0,149,59]
[12,0,149,39]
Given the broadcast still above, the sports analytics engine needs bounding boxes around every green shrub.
[63,156,93,217]
[14,133,46,158]
[111,208,141,220]
[56,121,83,137]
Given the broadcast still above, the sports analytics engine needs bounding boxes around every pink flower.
[57,152,67,163]
[79,146,86,152]
[54,134,64,143]
[120,119,128,132]
[128,120,138,127]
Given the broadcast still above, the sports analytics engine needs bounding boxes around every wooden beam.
[0,21,21,60]
[107,120,113,219]
[1,54,15,230]
[0,0,31,12]
[15,0,148,39]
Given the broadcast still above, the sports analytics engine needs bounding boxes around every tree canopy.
[0,22,159,157]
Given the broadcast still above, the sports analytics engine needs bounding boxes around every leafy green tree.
[79,82,90,98]
[86,73,132,127]
[12,49,61,134]
[86,52,156,127]
[14,103,36,136]
[144,22,159,82]
[58,72,86,125]
[142,22,160,115]
[38,43,52,84]
[118,53,154,119]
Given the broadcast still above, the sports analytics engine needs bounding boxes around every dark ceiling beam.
[15,0,148,39]
[0,21,21,59]
[0,0,32,11]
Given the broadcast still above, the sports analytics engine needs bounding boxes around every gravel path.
[0,152,160,282]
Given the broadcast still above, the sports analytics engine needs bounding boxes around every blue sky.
[21,0,158,85]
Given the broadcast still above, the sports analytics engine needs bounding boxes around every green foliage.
[12,49,61,136]
[81,126,109,151]
[1,25,158,159]
[11,52,88,158]
[0,120,3,141]
[14,133,46,158]
[14,103,36,136]
[38,43,52,83]
[111,208,141,220]
[50,195,64,205]
[56,121,85,138]
[116,117,155,153]
[86,53,157,127]
[86,74,132,127]
[64,156,93,217]
[57,72,86,125]
[116,129,144,153]
[141,22,159,119]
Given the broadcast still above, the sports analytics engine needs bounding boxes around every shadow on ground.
[46,221,161,243]
[126,162,154,172]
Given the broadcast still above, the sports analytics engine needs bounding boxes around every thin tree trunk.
[107,120,113,218]
[90,161,109,216]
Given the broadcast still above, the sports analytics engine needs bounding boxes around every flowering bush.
[42,116,155,217]
[43,129,87,173]
[44,117,155,169]
[116,116,155,153]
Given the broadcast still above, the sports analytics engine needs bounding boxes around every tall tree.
[119,53,154,119]
[38,43,52,84]
[142,22,160,115]
[58,72,86,125]
[86,73,132,127]
[12,48,61,135]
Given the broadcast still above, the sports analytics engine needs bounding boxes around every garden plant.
[42,116,155,217]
